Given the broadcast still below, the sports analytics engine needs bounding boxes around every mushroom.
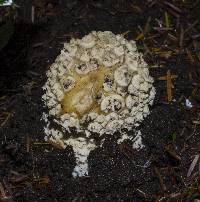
[42,31,156,177]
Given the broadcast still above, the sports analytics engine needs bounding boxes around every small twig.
[31,6,35,24]
[0,112,12,127]
[36,176,50,186]
[169,192,181,199]
[135,26,144,41]
[167,70,173,102]
[179,25,184,48]
[26,136,31,153]
[165,12,170,27]
[136,189,147,199]
[154,27,173,31]
[32,42,44,48]
[167,33,178,41]
[154,167,167,191]
[119,143,134,159]
[130,4,142,13]
[143,42,153,57]
[191,33,200,40]
[48,140,65,149]
[184,20,199,34]
[33,142,50,145]
[192,120,200,125]
[158,70,178,102]
[193,41,200,62]
[199,161,200,176]
[144,16,152,34]
[121,30,130,37]
[187,155,199,177]
[163,1,182,13]
[10,171,28,183]
[186,114,199,140]
[186,48,195,63]
[0,182,6,198]
[165,146,181,161]
[147,0,157,7]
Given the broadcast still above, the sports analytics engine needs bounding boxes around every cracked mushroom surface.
[42,31,156,177]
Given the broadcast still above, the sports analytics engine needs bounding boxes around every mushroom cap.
[43,31,156,142]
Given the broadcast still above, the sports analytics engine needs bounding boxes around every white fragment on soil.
[42,31,156,177]
[117,130,144,150]
[132,131,145,150]
[185,99,193,108]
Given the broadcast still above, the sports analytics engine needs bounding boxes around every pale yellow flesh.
[61,66,114,118]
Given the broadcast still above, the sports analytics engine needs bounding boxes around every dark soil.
[0,0,200,201]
